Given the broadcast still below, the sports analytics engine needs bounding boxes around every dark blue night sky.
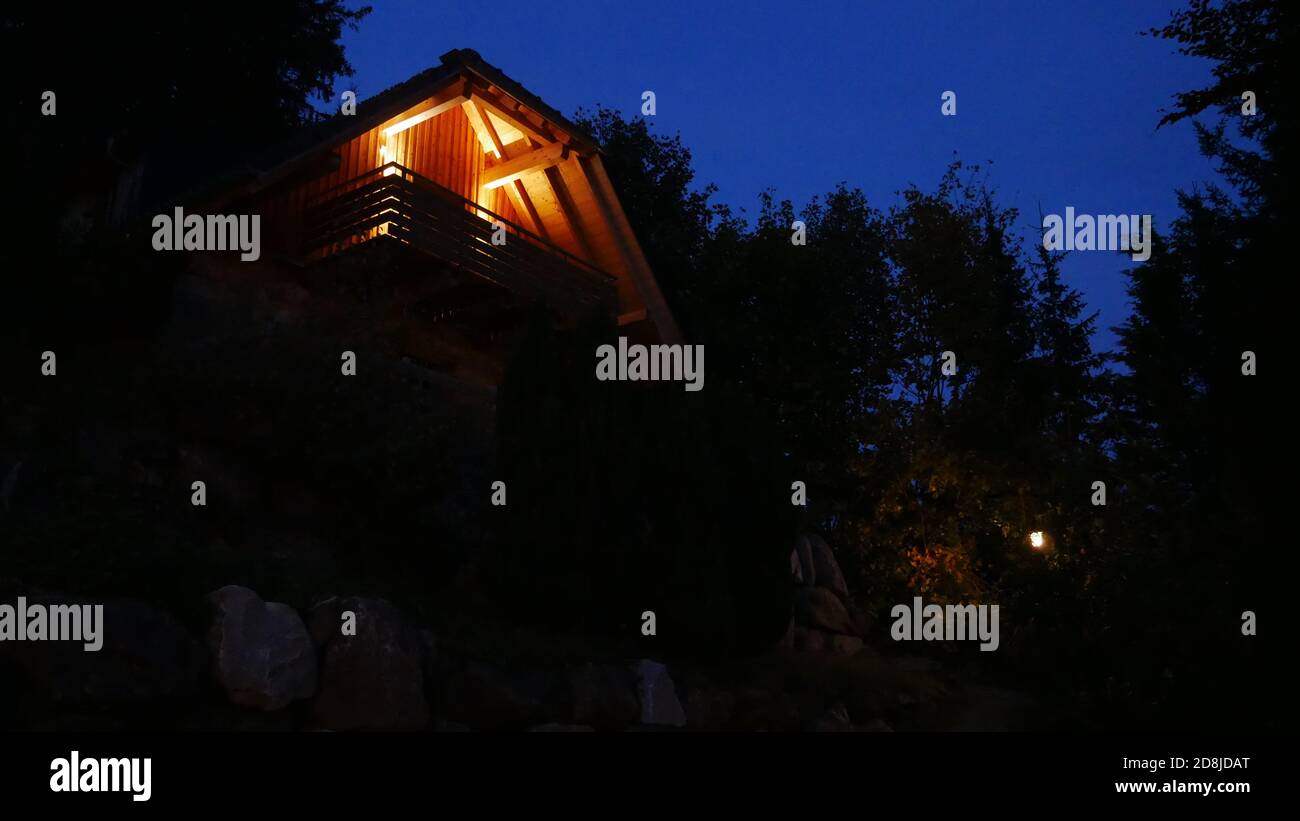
[336,0,1223,352]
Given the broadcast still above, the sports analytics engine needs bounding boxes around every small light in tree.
[1029,531,1046,549]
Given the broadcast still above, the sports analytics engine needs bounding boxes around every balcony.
[302,163,618,317]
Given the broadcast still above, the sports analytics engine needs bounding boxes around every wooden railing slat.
[301,163,616,313]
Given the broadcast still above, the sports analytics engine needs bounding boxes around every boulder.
[805,534,849,599]
[793,587,855,635]
[679,682,736,730]
[308,597,429,731]
[566,662,639,729]
[805,703,854,732]
[787,625,860,656]
[81,600,207,703]
[782,535,864,656]
[207,585,316,711]
[729,687,802,731]
[828,633,864,656]
[858,718,894,732]
[789,625,828,653]
[792,535,816,585]
[631,659,686,728]
[790,534,850,599]
[434,657,563,729]
[1,597,205,712]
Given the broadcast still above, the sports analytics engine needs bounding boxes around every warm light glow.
[382,109,440,138]
[1029,531,1045,549]
[380,137,398,175]
[486,109,525,145]
[381,92,469,138]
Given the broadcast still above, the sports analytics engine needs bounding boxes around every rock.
[791,533,849,594]
[566,662,639,729]
[789,626,860,656]
[308,597,429,731]
[207,585,316,711]
[729,688,802,731]
[828,633,864,656]
[805,703,854,732]
[790,625,828,653]
[792,535,816,585]
[793,587,855,635]
[1,597,205,714]
[631,659,686,728]
[805,534,849,599]
[784,534,860,657]
[434,657,563,729]
[307,597,344,651]
[857,718,894,732]
[83,600,207,702]
[680,682,735,730]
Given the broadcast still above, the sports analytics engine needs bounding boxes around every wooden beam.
[461,99,502,158]
[515,105,553,134]
[495,95,574,146]
[381,82,470,137]
[507,179,547,238]
[461,98,547,235]
[474,101,510,152]
[481,142,568,190]
[543,164,598,265]
[580,155,684,345]
[471,92,556,147]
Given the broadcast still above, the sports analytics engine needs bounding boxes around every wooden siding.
[255,106,518,255]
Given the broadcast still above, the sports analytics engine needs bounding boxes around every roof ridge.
[190,49,602,208]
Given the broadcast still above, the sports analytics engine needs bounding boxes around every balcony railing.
[303,162,617,314]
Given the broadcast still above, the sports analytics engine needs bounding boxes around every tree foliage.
[566,0,1277,723]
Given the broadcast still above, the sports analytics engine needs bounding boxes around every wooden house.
[187,49,680,375]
